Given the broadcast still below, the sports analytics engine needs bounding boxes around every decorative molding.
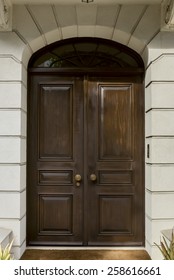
[161,0,174,30]
[0,0,12,31]
[165,0,174,24]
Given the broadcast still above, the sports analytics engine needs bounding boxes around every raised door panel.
[39,85,73,159]
[99,195,133,234]
[99,84,133,159]
[99,170,133,185]
[39,195,73,235]
[39,171,73,185]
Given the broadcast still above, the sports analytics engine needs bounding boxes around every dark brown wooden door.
[27,73,144,246]
[27,75,84,245]
[86,77,144,245]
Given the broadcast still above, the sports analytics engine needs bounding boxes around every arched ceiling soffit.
[12,4,161,57]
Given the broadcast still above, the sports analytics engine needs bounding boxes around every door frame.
[27,38,145,246]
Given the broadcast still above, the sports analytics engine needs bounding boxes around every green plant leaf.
[0,240,13,260]
[154,230,174,260]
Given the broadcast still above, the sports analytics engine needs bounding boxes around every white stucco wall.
[0,5,174,259]
[145,50,174,259]
[0,32,27,258]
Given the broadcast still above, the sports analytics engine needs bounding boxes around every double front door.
[27,73,144,246]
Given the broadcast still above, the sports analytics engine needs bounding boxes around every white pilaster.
[145,50,174,259]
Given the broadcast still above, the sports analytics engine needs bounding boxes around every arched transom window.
[29,38,144,69]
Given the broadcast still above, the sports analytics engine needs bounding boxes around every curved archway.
[29,37,144,70]
[27,37,145,246]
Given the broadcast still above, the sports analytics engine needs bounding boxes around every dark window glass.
[30,38,143,69]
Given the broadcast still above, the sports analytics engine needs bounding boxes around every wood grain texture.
[27,71,144,246]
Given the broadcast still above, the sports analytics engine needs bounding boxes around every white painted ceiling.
[11,0,163,5]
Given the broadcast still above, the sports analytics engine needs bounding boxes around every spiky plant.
[154,230,174,260]
[0,240,13,260]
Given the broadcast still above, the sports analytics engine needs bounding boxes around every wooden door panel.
[87,77,144,246]
[98,84,133,159]
[39,195,73,235]
[27,75,84,245]
[98,170,132,185]
[39,85,73,159]
[99,195,133,234]
[39,171,73,185]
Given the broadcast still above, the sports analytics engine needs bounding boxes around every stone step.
[0,228,12,249]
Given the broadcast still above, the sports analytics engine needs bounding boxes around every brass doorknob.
[90,174,97,182]
[75,174,82,182]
